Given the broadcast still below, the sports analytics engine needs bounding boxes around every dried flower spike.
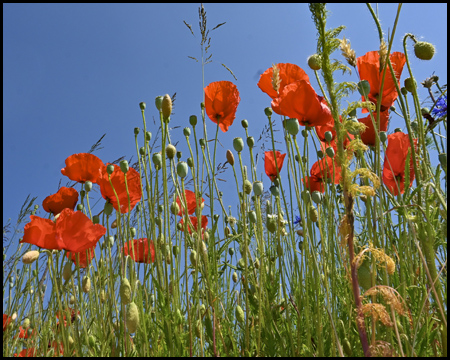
[340,36,357,67]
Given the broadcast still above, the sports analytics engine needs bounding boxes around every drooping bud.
[22,251,40,264]
[226,150,235,166]
[414,41,435,61]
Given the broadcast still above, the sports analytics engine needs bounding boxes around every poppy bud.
[107,164,115,175]
[139,102,146,111]
[309,206,318,222]
[189,115,197,126]
[266,214,277,233]
[241,119,248,128]
[228,247,235,256]
[379,131,387,143]
[199,138,206,148]
[187,157,194,168]
[390,105,396,112]
[277,244,283,256]
[236,305,245,324]
[111,219,117,229]
[301,129,308,137]
[343,338,353,356]
[307,54,322,70]
[139,147,145,156]
[177,222,182,230]
[190,250,197,266]
[84,181,93,192]
[103,202,113,217]
[270,185,280,197]
[129,227,136,237]
[134,127,140,135]
[232,272,238,283]
[126,302,140,333]
[170,202,180,215]
[82,276,91,293]
[145,131,152,142]
[237,257,245,269]
[404,78,416,93]
[284,118,300,136]
[317,150,324,158]
[326,147,335,158]
[165,144,176,159]
[224,226,230,237]
[183,127,191,137]
[243,180,252,195]
[120,160,129,174]
[264,107,273,117]
[200,102,205,109]
[311,191,323,204]
[152,153,162,168]
[297,229,304,237]
[155,96,164,111]
[253,181,263,196]
[107,235,114,247]
[120,277,132,304]
[298,240,304,250]
[226,149,235,166]
[22,250,40,264]
[213,214,219,222]
[357,260,372,290]
[161,94,172,121]
[63,262,72,281]
[233,137,244,152]
[92,215,100,224]
[439,153,447,169]
[177,162,188,178]
[394,128,402,133]
[400,87,408,96]
[248,211,257,223]
[246,136,255,148]
[100,290,106,303]
[414,41,435,60]
[357,80,370,97]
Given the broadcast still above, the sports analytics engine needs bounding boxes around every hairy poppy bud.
[177,162,188,178]
[326,147,335,158]
[106,164,115,175]
[120,160,129,174]
[129,227,136,237]
[173,245,179,257]
[126,302,139,333]
[120,277,132,305]
[404,78,416,93]
[152,153,162,168]
[155,96,164,111]
[264,107,273,117]
[62,262,72,281]
[277,244,283,256]
[233,137,244,153]
[165,144,176,159]
[82,276,91,293]
[232,272,238,283]
[22,250,40,264]
[134,127,140,135]
[400,87,408,96]
[139,102,146,111]
[284,118,300,136]
[439,153,447,169]
[224,226,230,237]
[357,80,370,97]
[226,149,235,166]
[213,214,219,222]
[307,54,322,70]
[189,115,197,126]
[301,129,308,137]
[414,41,435,60]
[253,181,263,196]
[241,119,248,128]
[84,181,93,192]
[243,180,252,195]
[183,127,191,137]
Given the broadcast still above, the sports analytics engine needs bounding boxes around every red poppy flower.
[97,164,142,213]
[359,111,390,146]
[16,326,36,339]
[56,307,79,328]
[42,187,79,216]
[61,153,105,184]
[66,246,95,268]
[302,157,342,193]
[176,189,204,216]
[179,215,208,235]
[122,238,155,263]
[257,63,310,100]
[357,51,406,112]
[15,348,36,357]
[271,80,334,126]
[21,208,106,253]
[382,132,417,195]
[204,81,240,132]
[3,314,12,331]
[315,116,354,152]
[264,150,287,181]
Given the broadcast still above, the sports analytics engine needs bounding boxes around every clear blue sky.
[3,3,447,229]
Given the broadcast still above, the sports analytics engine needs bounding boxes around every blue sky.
[3,3,447,231]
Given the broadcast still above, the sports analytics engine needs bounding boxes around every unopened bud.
[226,150,235,166]
[22,250,40,264]
[165,144,176,159]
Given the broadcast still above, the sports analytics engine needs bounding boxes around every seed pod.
[126,302,139,333]
[246,136,255,148]
[233,137,244,152]
[120,277,132,305]
[183,127,191,137]
[189,115,197,126]
[307,54,322,70]
[232,272,238,283]
[243,180,252,195]
[237,258,245,269]
[106,164,115,175]
[161,94,172,121]
[84,181,93,192]
[248,211,257,223]
[264,107,273,117]
[119,160,129,174]
[62,262,72,281]
[311,191,323,204]
[235,305,245,324]
[414,41,435,61]
[82,276,91,293]
[253,181,263,196]
[165,144,176,159]
[152,153,162,168]
[22,250,40,264]
[379,131,388,143]
[270,185,280,197]
[177,162,188,178]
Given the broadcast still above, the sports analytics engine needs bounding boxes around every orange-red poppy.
[56,307,79,323]
[97,164,142,213]
[16,326,36,339]
[357,51,406,112]
[315,116,354,153]
[61,153,105,184]
[264,150,287,181]
[21,208,106,253]
[122,238,155,263]
[15,348,36,357]
[302,157,342,193]
[359,111,390,146]
[179,215,208,235]
[204,81,240,132]
[66,246,95,268]
[382,132,417,195]
[176,189,204,216]
[42,187,79,216]
[257,63,310,100]
[3,314,12,332]
[271,80,334,126]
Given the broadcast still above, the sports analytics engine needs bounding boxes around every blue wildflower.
[294,215,302,226]
[431,94,447,119]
